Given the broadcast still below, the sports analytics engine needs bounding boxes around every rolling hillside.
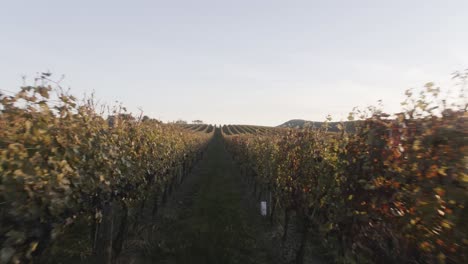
[278,119,358,132]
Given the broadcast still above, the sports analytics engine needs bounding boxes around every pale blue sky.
[1,0,467,125]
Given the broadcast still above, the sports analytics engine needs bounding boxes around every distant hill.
[278,119,314,128]
[278,119,358,132]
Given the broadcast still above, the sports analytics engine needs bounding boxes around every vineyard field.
[3,1,468,263]
[0,84,467,264]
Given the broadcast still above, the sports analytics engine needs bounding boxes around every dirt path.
[129,129,276,264]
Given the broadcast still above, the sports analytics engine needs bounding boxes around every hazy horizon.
[1,0,467,126]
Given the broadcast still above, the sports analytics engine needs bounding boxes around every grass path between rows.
[138,129,276,264]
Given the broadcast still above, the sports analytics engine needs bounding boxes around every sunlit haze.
[1,0,467,125]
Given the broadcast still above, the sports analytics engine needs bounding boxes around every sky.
[1,0,467,126]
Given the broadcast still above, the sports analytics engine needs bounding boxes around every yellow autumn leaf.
[441,220,452,229]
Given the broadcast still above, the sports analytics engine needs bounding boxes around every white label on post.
[260,201,267,216]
